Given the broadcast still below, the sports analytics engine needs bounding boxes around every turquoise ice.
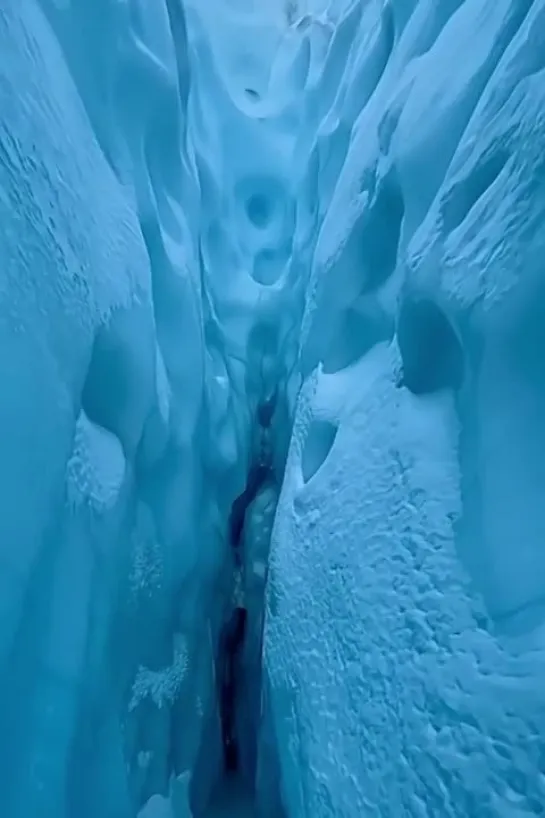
[0,0,544,816]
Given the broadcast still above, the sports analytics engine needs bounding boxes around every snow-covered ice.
[0,0,544,816]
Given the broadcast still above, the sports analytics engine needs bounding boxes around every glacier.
[1,0,545,816]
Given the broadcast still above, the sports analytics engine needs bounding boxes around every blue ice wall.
[1,0,545,817]
[263,1,545,817]
[0,0,295,815]
[0,1,210,815]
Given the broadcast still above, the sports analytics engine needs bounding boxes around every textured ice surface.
[1,0,545,817]
[263,1,545,817]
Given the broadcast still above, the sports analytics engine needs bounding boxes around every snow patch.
[129,635,189,711]
[66,411,126,512]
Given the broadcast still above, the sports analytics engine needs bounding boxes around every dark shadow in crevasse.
[397,297,464,394]
[193,395,286,817]
[218,607,248,774]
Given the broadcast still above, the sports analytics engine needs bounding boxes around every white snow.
[138,793,174,818]
[138,772,192,818]
[129,636,189,712]
[66,411,126,512]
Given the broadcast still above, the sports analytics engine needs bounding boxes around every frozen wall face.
[0,1,212,816]
[263,0,545,817]
[2,1,545,818]
[0,0,299,815]
[0,0,284,815]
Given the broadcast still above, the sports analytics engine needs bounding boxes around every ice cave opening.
[2,0,545,816]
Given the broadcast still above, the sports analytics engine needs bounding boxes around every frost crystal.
[129,504,163,598]
[129,636,189,711]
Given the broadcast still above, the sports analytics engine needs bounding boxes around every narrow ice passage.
[2,0,545,817]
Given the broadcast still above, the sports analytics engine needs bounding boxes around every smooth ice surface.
[1,0,545,817]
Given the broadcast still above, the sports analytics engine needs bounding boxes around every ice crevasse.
[1,0,545,815]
